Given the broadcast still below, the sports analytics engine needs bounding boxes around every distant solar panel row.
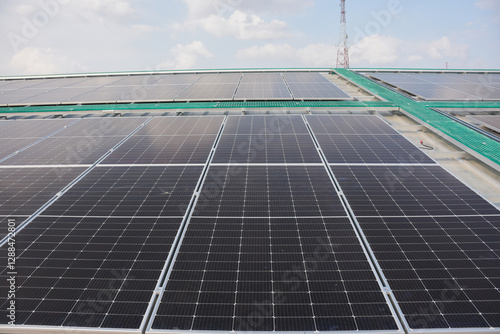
[468,115,500,136]
[0,72,351,105]
[0,114,498,334]
[365,71,500,100]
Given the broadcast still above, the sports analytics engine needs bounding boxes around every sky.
[0,0,499,76]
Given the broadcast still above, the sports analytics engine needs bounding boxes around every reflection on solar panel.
[307,115,398,135]
[0,114,499,334]
[234,83,291,100]
[43,166,202,217]
[283,73,351,100]
[177,84,237,101]
[0,167,85,216]
[469,115,500,135]
[368,72,500,100]
[1,118,145,165]
[104,135,217,164]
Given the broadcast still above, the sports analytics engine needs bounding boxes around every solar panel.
[0,138,44,160]
[366,72,500,100]
[240,72,284,83]
[234,82,291,100]
[196,73,242,84]
[283,72,332,83]
[152,217,399,332]
[0,110,498,334]
[154,74,203,85]
[17,87,94,104]
[1,118,146,165]
[0,216,184,329]
[287,82,352,100]
[468,115,500,134]
[176,83,238,101]
[358,215,500,329]
[68,86,137,102]
[122,84,190,101]
[0,167,86,216]
[213,133,320,163]
[103,135,217,164]
[213,115,319,163]
[42,166,202,217]
[0,119,74,139]
[314,134,435,164]
[223,115,310,135]
[135,116,224,135]
[333,165,499,216]
[306,115,399,135]
[1,137,125,165]
[193,166,346,217]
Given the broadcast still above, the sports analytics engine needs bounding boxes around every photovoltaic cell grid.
[193,166,345,217]
[284,73,351,100]
[332,165,500,330]
[103,117,223,164]
[152,217,398,332]
[213,116,320,163]
[0,114,498,333]
[367,72,500,100]
[358,215,500,329]
[0,216,184,329]
[152,165,399,332]
[333,165,499,217]
[305,115,435,164]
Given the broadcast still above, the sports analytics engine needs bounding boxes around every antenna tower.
[336,0,350,68]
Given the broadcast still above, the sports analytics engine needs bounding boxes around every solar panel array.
[0,72,351,106]
[366,72,500,100]
[0,114,499,334]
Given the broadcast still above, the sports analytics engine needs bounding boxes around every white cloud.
[351,35,400,65]
[181,0,313,19]
[159,41,213,70]
[73,0,135,17]
[179,10,289,40]
[132,24,161,34]
[9,47,86,75]
[426,36,468,60]
[237,43,337,67]
[237,35,470,68]
[475,0,500,24]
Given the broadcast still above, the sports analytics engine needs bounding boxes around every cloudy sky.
[0,0,499,75]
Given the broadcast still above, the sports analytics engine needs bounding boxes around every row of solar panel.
[0,72,351,105]
[1,166,499,331]
[365,72,500,100]
[0,115,498,333]
[0,115,434,166]
[468,115,500,136]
